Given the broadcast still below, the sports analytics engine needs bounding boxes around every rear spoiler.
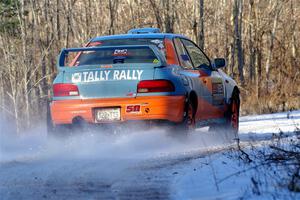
[57,45,167,70]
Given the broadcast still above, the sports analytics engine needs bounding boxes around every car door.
[180,39,225,119]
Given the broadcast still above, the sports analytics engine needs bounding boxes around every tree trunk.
[149,0,163,30]
[248,0,255,83]
[234,0,244,85]
[109,0,119,35]
[198,0,204,50]
[223,0,230,74]
[290,0,298,67]
[265,0,281,91]
[17,0,31,129]
[256,35,262,99]
[229,0,235,78]
[164,0,174,33]
[128,0,136,28]
[56,0,60,43]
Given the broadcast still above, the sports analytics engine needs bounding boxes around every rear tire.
[46,102,72,138]
[170,99,196,137]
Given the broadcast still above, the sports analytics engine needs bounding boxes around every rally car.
[47,28,240,138]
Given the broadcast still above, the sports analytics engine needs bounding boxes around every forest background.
[0,0,299,133]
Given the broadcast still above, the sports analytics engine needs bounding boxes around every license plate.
[95,107,121,122]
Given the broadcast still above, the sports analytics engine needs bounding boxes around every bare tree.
[265,0,282,91]
[198,0,204,50]
[164,0,175,33]
[108,0,119,35]
[233,0,244,86]
[248,0,255,83]
[149,0,163,29]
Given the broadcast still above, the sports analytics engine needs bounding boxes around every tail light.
[137,80,175,93]
[53,83,79,97]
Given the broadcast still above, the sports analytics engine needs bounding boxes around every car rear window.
[74,46,159,66]
[89,38,166,57]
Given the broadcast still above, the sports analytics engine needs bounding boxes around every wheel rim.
[231,100,239,130]
[187,103,196,130]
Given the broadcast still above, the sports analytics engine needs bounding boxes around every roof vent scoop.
[127,28,161,34]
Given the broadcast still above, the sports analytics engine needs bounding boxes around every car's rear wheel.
[47,102,72,137]
[186,102,196,131]
[170,100,196,137]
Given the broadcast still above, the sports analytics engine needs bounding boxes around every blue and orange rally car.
[47,28,240,138]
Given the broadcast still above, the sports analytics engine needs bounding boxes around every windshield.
[74,46,159,66]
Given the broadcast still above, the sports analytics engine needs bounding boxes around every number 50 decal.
[126,105,141,113]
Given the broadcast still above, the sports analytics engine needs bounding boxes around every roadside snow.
[170,110,300,200]
[240,110,300,135]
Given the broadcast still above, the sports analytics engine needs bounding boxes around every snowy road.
[1,111,300,200]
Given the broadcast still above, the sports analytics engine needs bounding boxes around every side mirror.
[213,58,226,69]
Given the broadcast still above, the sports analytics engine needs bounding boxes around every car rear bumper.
[50,96,185,125]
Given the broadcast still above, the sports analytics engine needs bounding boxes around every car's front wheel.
[209,92,240,143]
[227,95,239,137]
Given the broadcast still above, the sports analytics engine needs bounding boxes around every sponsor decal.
[71,110,87,114]
[88,41,102,47]
[113,49,128,56]
[212,82,224,106]
[126,92,136,97]
[100,65,113,68]
[153,59,159,64]
[150,39,162,44]
[126,105,141,113]
[72,73,82,83]
[150,39,165,49]
[71,70,143,83]
[82,50,95,54]
[212,83,224,94]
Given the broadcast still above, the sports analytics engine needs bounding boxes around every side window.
[173,38,194,70]
[181,39,211,69]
